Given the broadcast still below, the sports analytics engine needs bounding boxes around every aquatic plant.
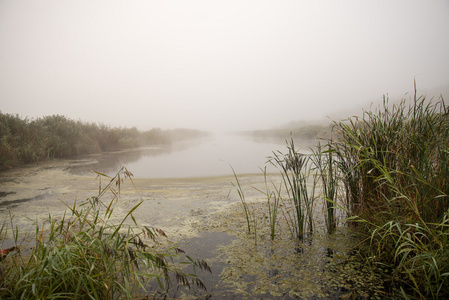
[268,138,314,239]
[230,82,448,297]
[231,137,334,241]
[250,166,283,241]
[230,165,255,237]
[333,85,449,298]
[0,167,210,299]
[366,166,449,298]
[262,167,282,241]
[310,142,339,234]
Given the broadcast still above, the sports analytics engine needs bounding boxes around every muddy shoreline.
[0,157,267,238]
[0,158,282,298]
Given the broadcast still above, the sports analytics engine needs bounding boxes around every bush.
[0,112,210,171]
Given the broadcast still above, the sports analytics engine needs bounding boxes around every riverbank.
[0,112,210,171]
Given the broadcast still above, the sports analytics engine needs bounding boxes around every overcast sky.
[1,1,448,132]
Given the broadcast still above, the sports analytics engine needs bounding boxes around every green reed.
[230,165,251,234]
[250,166,283,240]
[361,158,449,298]
[0,167,210,299]
[231,137,331,241]
[332,84,449,298]
[228,83,448,297]
[263,167,282,241]
[310,142,339,234]
[231,163,298,241]
[268,138,313,239]
[230,165,258,245]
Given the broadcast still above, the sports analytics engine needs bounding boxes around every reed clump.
[268,138,315,239]
[0,167,210,299]
[232,84,448,297]
[232,137,329,241]
[333,87,449,298]
[310,142,339,234]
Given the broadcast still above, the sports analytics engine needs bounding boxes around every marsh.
[0,134,381,298]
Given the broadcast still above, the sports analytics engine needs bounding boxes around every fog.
[1,0,448,133]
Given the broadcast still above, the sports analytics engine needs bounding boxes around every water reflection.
[67,134,314,178]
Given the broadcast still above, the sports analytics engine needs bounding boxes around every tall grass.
[365,160,449,298]
[231,138,339,241]
[332,86,449,298]
[230,165,254,235]
[268,138,313,239]
[230,84,448,297]
[310,142,339,234]
[0,167,210,299]
[231,138,318,241]
[261,167,282,241]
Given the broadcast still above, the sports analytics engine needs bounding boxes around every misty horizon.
[1,1,448,133]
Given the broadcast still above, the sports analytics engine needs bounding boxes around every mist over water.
[68,134,312,178]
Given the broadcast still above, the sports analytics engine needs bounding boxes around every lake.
[67,134,313,178]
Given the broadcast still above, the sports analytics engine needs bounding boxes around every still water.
[68,134,312,178]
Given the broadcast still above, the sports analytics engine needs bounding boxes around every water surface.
[67,134,312,178]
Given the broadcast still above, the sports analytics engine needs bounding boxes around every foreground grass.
[0,167,210,299]
[332,89,449,298]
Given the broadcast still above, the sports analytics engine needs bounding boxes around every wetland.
[0,134,376,299]
[1,94,448,299]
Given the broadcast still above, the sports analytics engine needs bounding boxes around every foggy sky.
[1,0,448,132]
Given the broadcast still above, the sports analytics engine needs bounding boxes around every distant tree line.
[0,113,210,171]
[237,123,334,141]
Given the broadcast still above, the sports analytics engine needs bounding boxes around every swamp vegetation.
[0,87,448,298]
[336,91,449,299]
[232,89,449,298]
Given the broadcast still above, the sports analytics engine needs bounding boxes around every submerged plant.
[0,166,210,299]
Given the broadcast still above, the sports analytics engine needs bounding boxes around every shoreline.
[0,158,273,239]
